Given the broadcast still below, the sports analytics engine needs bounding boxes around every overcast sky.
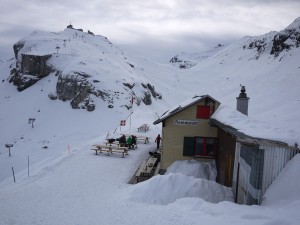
[0,0,299,62]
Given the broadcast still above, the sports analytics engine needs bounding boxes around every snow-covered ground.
[1,133,300,225]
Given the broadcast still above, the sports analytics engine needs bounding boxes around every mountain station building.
[153,87,299,205]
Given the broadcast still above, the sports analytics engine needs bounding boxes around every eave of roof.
[210,118,290,148]
[153,95,220,125]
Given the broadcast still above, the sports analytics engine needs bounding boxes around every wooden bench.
[104,142,120,147]
[136,136,150,144]
[91,145,128,158]
[138,124,149,132]
[136,157,157,182]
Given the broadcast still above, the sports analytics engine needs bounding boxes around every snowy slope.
[169,43,226,69]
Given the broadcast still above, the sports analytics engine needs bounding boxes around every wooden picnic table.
[91,145,128,158]
[138,124,150,132]
[136,157,157,182]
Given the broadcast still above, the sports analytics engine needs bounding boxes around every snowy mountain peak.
[270,17,300,57]
[285,16,300,31]
[7,25,162,111]
[170,17,300,67]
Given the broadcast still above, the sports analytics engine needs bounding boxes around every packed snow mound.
[165,159,217,180]
[262,154,300,206]
[127,173,233,205]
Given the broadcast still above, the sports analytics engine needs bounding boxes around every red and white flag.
[120,120,126,126]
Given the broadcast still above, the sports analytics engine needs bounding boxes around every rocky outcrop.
[141,83,162,105]
[243,18,300,58]
[13,41,25,60]
[9,54,53,91]
[142,92,152,105]
[56,74,96,111]
[21,54,52,77]
[169,56,195,69]
[271,29,300,57]
[169,44,225,69]
[8,27,163,111]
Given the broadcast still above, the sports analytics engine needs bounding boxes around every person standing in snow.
[131,135,137,148]
[118,135,126,147]
[155,134,161,150]
[126,136,133,149]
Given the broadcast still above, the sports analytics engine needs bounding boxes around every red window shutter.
[196,105,211,119]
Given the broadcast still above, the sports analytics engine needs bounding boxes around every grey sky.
[0,0,299,62]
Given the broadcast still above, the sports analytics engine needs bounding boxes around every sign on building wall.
[174,119,199,126]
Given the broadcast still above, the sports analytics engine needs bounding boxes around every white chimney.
[236,86,250,115]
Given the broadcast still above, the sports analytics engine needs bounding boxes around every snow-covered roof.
[153,95,220,125]
[211,105,299,148]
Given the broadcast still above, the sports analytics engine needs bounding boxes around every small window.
[183,137,195,156]
[183,136,217,158]
[196,105,211,119]
[195,137,205,156]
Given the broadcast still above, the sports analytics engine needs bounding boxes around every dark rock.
[142,83,162,100]
[142,92,152,105]
[87,103,95,111]
[245,39,267,59]
[127,62,134,68]
[21,54,52,77]
[169,56,195,69]
[123,83,135,89]
[13,41,25,60]
[48,93,58,100]
[9,54,53,91]
[270,27,300,57]
[56,74,91,101]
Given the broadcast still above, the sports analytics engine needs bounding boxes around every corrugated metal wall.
[261,145,298,195]
[233,142,299,205]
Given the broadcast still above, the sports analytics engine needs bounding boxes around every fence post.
[12,167,16,183]
[28,156,30,177]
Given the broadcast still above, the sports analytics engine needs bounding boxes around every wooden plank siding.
[161,100,219,169]
[216,128,237,187]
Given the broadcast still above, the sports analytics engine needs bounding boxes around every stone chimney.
[236,86,250,115]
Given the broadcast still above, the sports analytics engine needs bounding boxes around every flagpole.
[130,96,134,130]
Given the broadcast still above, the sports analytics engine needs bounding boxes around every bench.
[136,157,157,182]
[91,145,128,158]
[136,136,150,144]
[138,124,149,132]
[104,142,120,147]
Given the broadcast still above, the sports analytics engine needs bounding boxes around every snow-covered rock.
[169,44,226,69]
[8,27,162,111]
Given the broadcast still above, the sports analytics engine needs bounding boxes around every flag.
[120,120,126,126]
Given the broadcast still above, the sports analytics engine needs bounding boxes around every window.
[183,137,217,157]
[196,105,211,119]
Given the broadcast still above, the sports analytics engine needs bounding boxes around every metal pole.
[12,167,16,183]
[28,156,30,177]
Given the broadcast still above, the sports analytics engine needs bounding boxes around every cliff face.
[9,50,53,91]
[8,27,162,111]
